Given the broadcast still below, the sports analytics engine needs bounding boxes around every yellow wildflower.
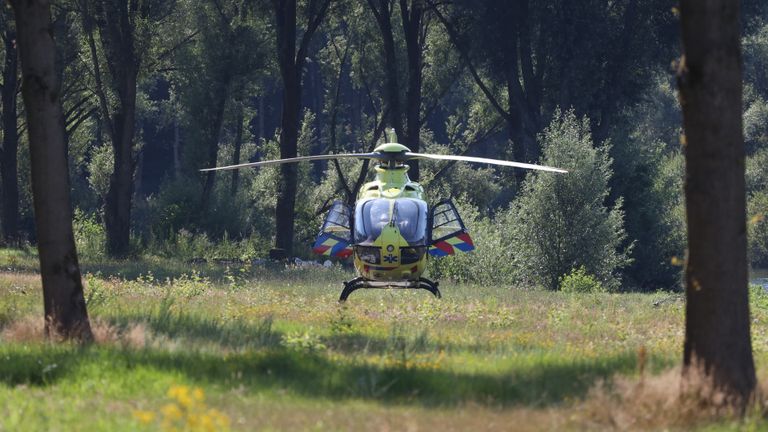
[192,387,205,402]
[132,410,156,424]
[161,403,183,421]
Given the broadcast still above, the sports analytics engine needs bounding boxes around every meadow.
[1,248,767,431]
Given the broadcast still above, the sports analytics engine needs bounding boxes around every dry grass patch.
[574,365,768,431]
[1,315,150,348]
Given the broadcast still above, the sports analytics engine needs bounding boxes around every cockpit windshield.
[354,198,428,245]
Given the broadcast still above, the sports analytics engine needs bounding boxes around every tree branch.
[296,0,331,69]
[428,0,511,123]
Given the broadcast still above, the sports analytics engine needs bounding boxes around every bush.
[748,190,768,267]
[511,109,632,290]
[426,200,520,285]
[73,209,106,259]
[559,266,605,293]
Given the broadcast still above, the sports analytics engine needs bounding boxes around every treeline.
[0,0,767,291]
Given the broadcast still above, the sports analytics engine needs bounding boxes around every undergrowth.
[0,250,766,430]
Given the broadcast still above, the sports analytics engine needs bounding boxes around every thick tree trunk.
[1,26,20,244]
[105,71,138,257]
[272,0,300,259]
[10,0,92,342]
[274,74,301,257]
[678,0,756,407]
[271,0,329,258]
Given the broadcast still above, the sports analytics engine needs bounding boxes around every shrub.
[748,190,768,267]
[511,109,632,290]
[73,208,106,259]
[426,200,519,285]
[559,266,605,293]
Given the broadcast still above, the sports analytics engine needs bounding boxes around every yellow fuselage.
[352,165,428,281]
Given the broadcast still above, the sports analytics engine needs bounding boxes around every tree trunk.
[173,115,181,179]
[271,0,330,259]
[105,71,138,257]
[368,0,404,141]
[678,0,756,407]
[230,103,244,196]
[274,72,301,257]
[1,25,20,244]
[401,0,424,181]
[10,0,92,342]
[506,72,528,188]
[201,84,229,211]
[92,0,149,258]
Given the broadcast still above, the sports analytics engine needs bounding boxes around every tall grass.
[0,249,766,430]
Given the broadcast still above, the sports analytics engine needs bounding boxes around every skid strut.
[339,277,441,302]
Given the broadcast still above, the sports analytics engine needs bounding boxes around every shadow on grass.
[0,340,652,408]
[0,250,350,288]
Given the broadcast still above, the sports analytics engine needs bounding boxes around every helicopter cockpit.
[353,198,428,245]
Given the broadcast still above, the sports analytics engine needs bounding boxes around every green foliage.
[427,200,518,285]
[72,209,106,259]
[747,148,768,195]
[87,144,114,201]
[750,284,768,313]
[603,76,685,291]
[559,266,605,293]
[511,110,631,291]
[280,328,327,353]
[744,97,768,153]
[745,21,768,99]
[748,191,768,267]
[420,138,505,211]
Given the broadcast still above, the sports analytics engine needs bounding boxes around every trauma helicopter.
[201,133,567,301]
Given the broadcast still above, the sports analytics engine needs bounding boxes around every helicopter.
[201,135,567,301]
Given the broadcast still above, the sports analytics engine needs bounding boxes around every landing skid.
[339,277,441,302]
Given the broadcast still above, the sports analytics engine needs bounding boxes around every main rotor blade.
[405,152,568,174]
[200,153,378,172]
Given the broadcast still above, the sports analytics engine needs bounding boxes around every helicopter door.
[312,200,353,258]
[428,200,475,257]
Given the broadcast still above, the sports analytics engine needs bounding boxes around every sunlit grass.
[0,249,766,430]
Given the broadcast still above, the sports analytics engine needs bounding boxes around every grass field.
[1,248,767,431]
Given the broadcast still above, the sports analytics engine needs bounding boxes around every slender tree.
[400,0,427,181]
[270,0,331,258]
[0,9,20,244]
[188,0,264,211]
[678,0,756,407]
[230,100,245,196]
[9,0,93,342]
[78,0,151,257]
[365,0,404,142]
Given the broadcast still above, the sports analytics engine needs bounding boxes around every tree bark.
[230,102,244,196]
[90,0,149,257]
[271,0,330,258]
[367,0,404,142]
[401,0,424,180]
[678,0,756,407]
[200,83,230,211]
[10,0,93,342]
[1,23,20,244]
